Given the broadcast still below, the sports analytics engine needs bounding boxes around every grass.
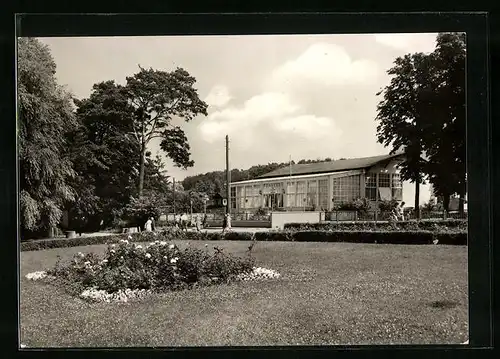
[20,240,468,347]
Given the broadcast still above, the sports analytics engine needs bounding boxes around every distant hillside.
[182,157,337,197]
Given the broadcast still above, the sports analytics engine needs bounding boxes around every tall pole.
[226,135,231,217]
[289,155,292,211]
[173,177,176,215]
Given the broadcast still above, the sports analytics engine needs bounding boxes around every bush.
[47,240,256,294]
[283,219,467,232]
[291,230,466,245]
[378,199,400,212]
[20,226,467,253]
[332,198,370,213]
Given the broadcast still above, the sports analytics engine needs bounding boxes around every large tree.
[124,66,208,197]
[69,81,140,230]
[375,52,435,219]
[18,38,78,238]
[424,33,466,214]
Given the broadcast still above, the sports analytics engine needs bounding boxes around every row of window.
[230,173,403,209]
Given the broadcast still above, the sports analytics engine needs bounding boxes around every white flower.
[77,252,84,258]
[163,256,168,260]
[128,235,132,240]
[110,249,115,254]
[159,241,167,246]
[170,257,178,264]
[168,244,175,250]
[84,261,91,266]
[145,253,151,259]
[135,245,143,249]
[101,259,108,265]
[25,271,48,281]
[111,244,115,248]
[119,239,129,244]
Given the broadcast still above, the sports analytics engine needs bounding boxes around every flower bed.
[24,238,284,303]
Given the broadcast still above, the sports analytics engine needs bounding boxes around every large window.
[286,181,296,208]
[378,173,391,187]
[307,180,318,208]
[364,172,403,201]
[365,173,378,201]
[263,182,284,209]
[333,175,361,203]
[237,187,245,209]
[230,187,236,209]
[296,181,307,207]
[391,173,403,200]
[318,179,329,210]
[253,185,262,208]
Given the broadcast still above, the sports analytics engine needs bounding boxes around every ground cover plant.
[20,240,468,347]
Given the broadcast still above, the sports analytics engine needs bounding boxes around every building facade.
[229,153,405,212]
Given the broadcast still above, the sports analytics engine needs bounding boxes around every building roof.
[258,153,404,179]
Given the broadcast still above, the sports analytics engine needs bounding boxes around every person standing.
[222,213,228,233]
[397,202,406,221]
[180,212,188,231]
[202,213,207,229]
[144,218,153,232]
[195,215,201,232]
[150,216,156,231]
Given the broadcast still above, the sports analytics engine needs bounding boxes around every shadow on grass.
[428,300,459,309]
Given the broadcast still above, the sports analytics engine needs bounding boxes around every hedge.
[20,228,467,251]
[283,219,467,232]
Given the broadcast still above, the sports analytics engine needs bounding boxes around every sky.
[39,33,438,205]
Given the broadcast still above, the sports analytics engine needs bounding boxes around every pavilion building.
[229,153,405,213]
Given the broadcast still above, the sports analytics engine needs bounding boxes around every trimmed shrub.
[20,228,467,252]
[283,219,467,232]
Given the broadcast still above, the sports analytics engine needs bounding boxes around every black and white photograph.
[18,26,469,347]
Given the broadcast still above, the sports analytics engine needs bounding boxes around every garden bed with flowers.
[25,237,281,303]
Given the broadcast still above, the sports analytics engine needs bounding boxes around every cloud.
[374,33,437,54]
[198,91,341,150]
[269,42,379,90]
[204,85,232,108]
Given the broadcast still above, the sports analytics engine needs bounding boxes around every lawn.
[20,240,468,347]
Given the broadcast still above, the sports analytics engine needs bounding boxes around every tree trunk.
[138,141,146,197]
[458,191,465,217]
[414,179,420,221]
[443,193,450,212]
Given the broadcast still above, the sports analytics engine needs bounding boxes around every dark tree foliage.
[18,38,78,238]
[376,32,466,215]
[423,33,466,214]
[69,81,139,231]
[376,52,434,219]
